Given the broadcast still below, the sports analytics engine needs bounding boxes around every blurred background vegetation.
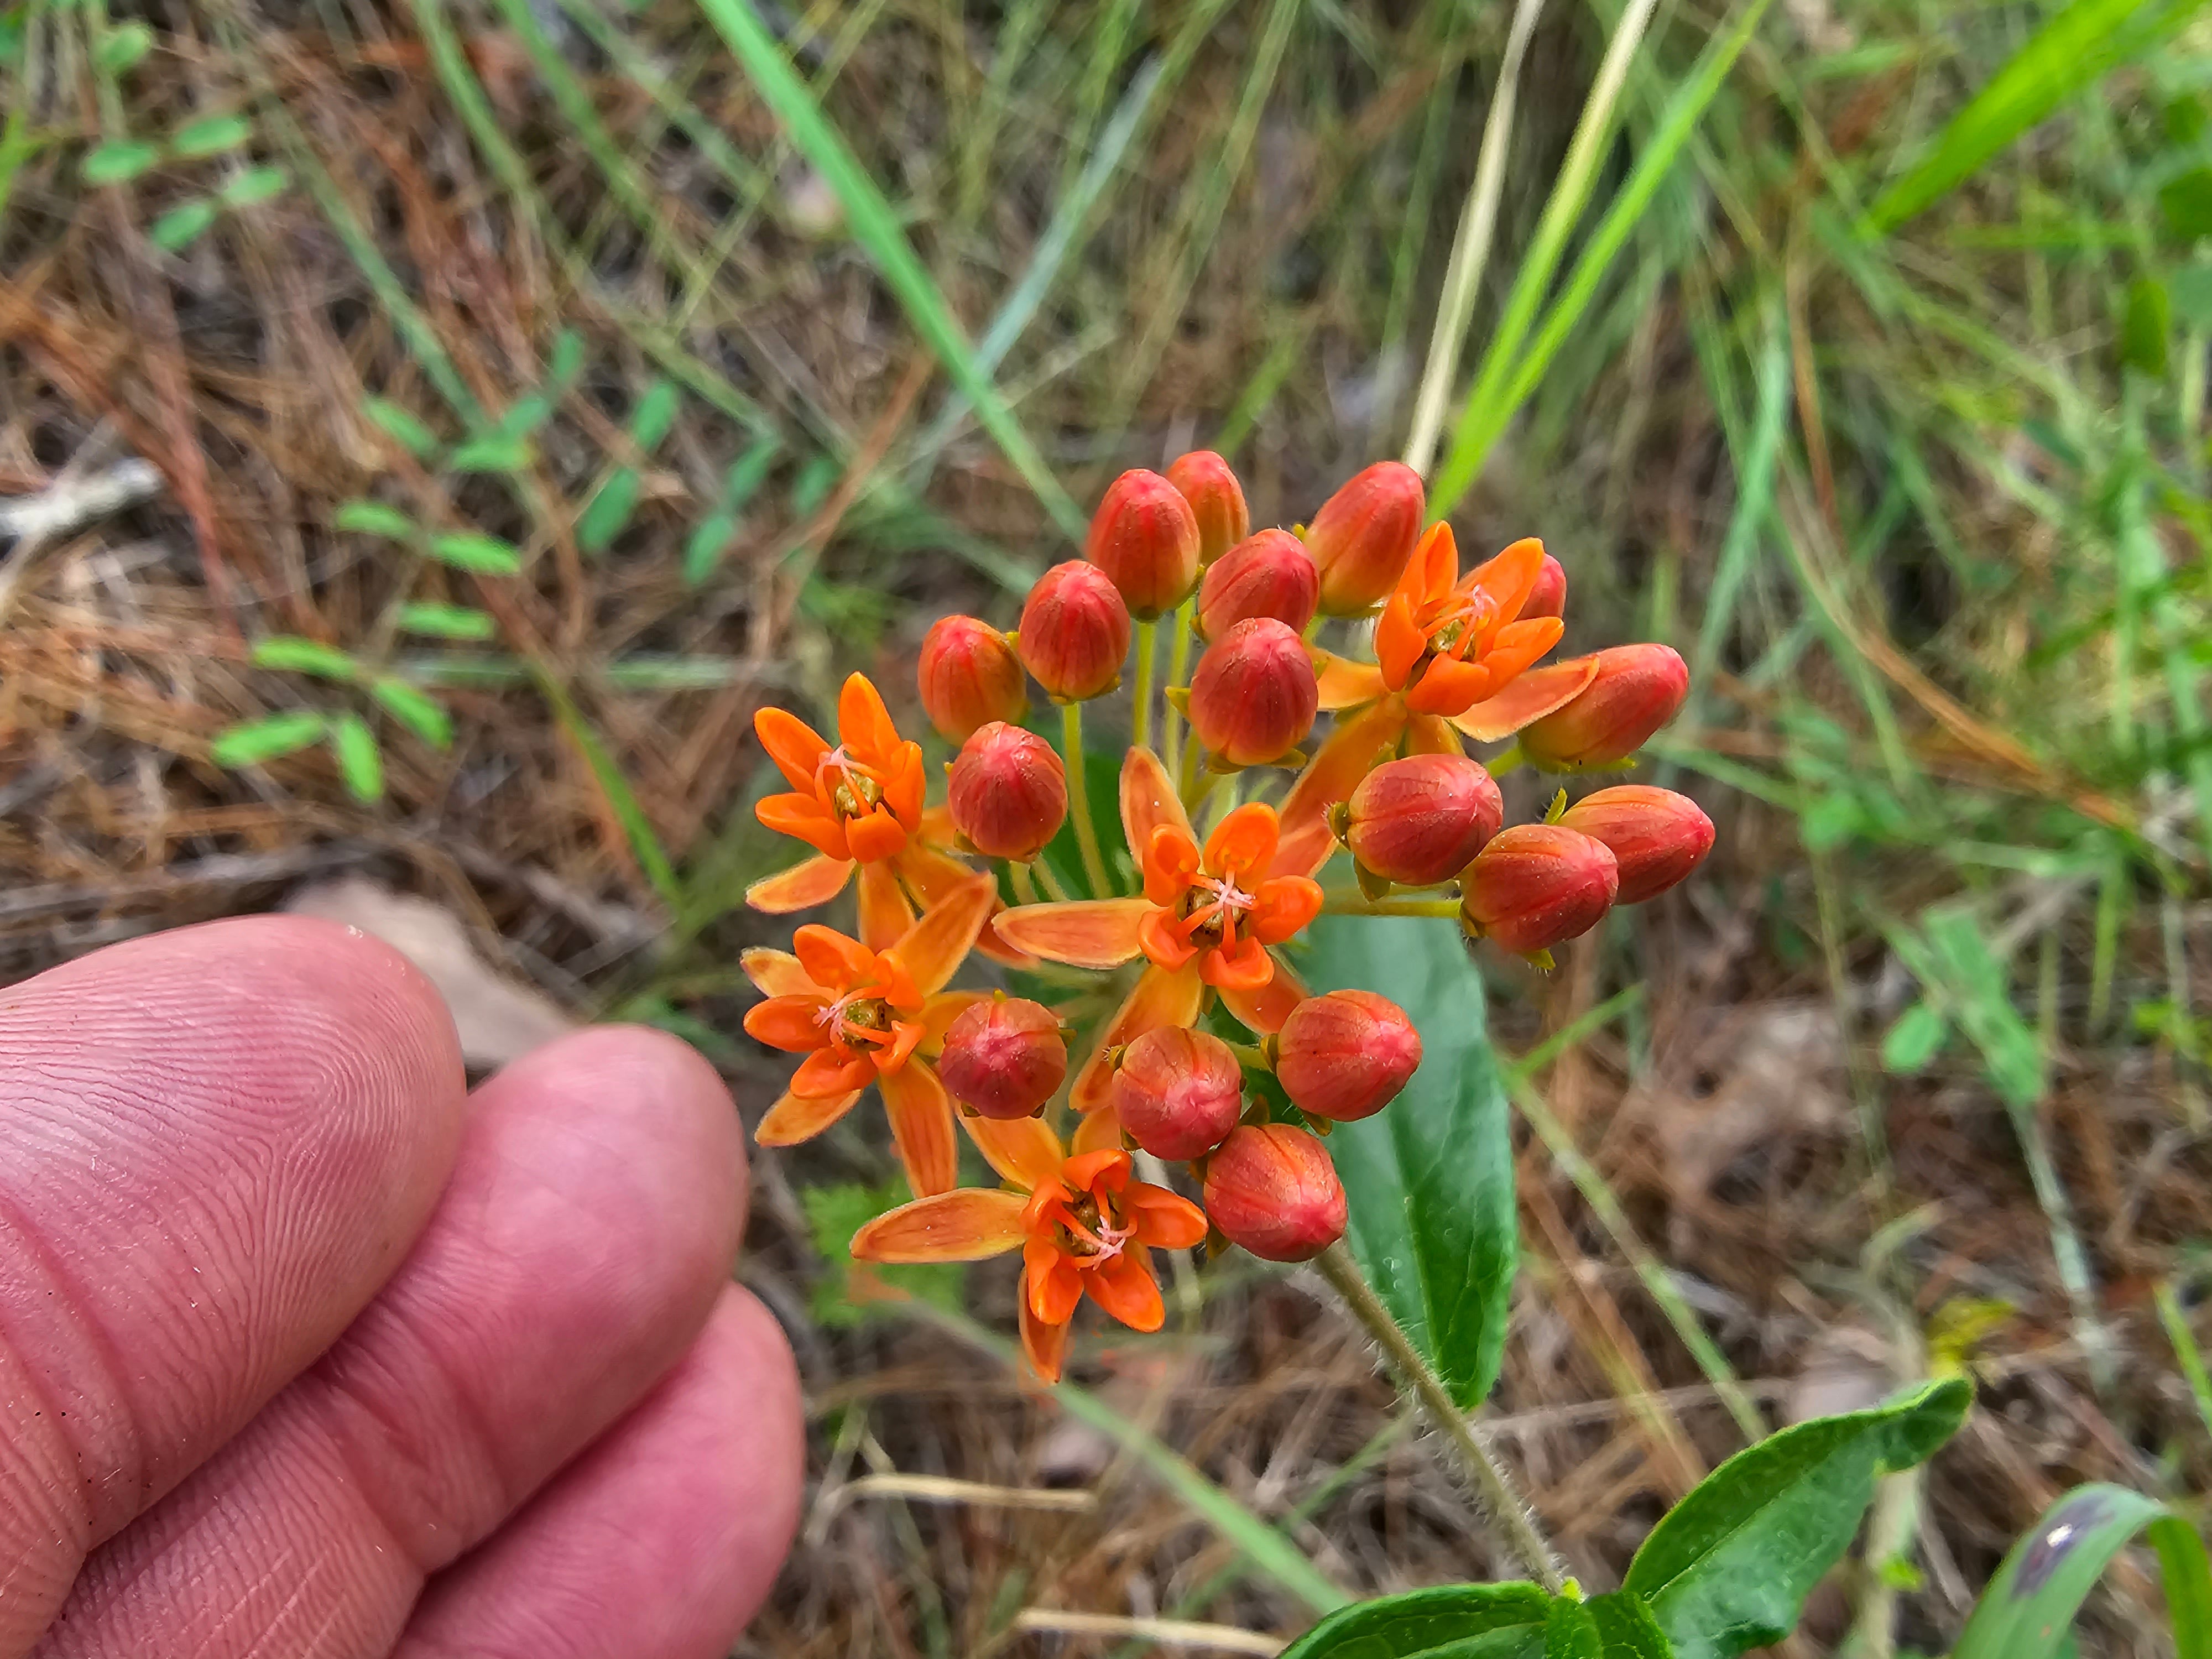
[5,0,2212,1652]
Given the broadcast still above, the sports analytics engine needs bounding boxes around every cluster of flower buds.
[741,451,1712,1381]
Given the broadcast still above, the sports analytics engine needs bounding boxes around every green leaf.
[1545,1598,1601,1659]
[369,677,453,749]
[682,509,737,587]
[1623,1378,1971,1659]
[426,531,523,575]
[1881,1000,1949,1073]
[170,114,253,159]
[801,1180,968,1329]
[209,710,327,768]
[81,139,160,185]
[95,20,154,75]
[1584,1592,1672,1657]
[692,0,1083,539]
[334,498,418,540]
[576,471,643,554]
[628,378,681,450]
[2171,260,2212,331]
[148,199,218,252]
[329,713,385,802]
[395,602,495,640]
[1276,1583,1553,1659]
[546,326,585,385]
[683,435,782,586]
[1920,907,2046,1110]
[1865,0,2199,233]
[1953,1485,2206,1659]
[447,433,531,472]
[251,635,358,680]
[2122,277,2172,376]
[361,397,440,460]
[1298,915,1516,1409]
[217,164,288,207]
[2163,167,2212,244]
[494,393,555,440]
[2154,1516,2212,1659]
[538,676,682,908]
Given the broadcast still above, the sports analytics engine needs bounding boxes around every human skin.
[0,915,802,1658]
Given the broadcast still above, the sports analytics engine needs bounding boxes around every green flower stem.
[1034,858,1073,902]
[1061,700,1114,898]
[1316,1243,1565,1593]
[1132,618,1158,752]
[1162,601,1196,769]
[1321,893,1461,919]
[1009,860,1042,906]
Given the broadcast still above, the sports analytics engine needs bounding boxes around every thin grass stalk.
[1061,701,1113,898]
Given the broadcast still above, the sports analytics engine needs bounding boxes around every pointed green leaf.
[362,397,440,460]
[1881,1000,1949,1073]
[426,531,523,575]
[494,393,555,440]
[682,509,737,587]
[2162,167,2212,244]
[628,378,681,450]
[217,164,289,207]
[82,139,160,185]
[209,710,327,768]
[1952,1485,2194,1659]
[546,326,585,385]
[334,499,418,540]
[1623,1379,1971,1659]
[369,677,453,749]
[1298,914,1516,1408]
[2122,278,2172,377]
[95,20,155,75]
[395,602,495,640]
[577,471,642,554]
[329,713,385,802]
[170,114,253,159]
[148,199,219,252]
[684,435,782,586]
[1276,1583,1553,1659]
[251,636,358,680]
[447,433,531,472]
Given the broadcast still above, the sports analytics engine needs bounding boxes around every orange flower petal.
[1142,824,1203,906]
[1069,963,1206,1115]
[992,899,1154,969]
[896,839,975,901]
[1217,953,1306,1036]
[1405,713,1465,756]
[744,993,832,1051]
[1251,875,1323,943]
[1463,535,1546,619]
[1137,907,1198,972]
[962,1113,1065,1191]
[976,912,1045,972]
[1120,745,1194,862]
[1412,520,1458,603]
[1128,1183,1209,1249]
[1066,1147,1132,1193]
[838,672,901,761]
[792,1048,875,1098]
[1020,1287,1071,1383]
[758,793,852,860]
[740,947,814,998]
[1086,1250,1165,1332]
[884,740,927,827]
[1479,614,1564,683]
[1449,656,1599,743]
[1277,696,1411,879]
[846,806,909,864]
[1405,655,1489,716]
[1316,650,1390,711]
[756,1086,865,1146]
[746,853,855,914]
[889,873,998,997]
[1374,592,1424,692]
[1202,801,1280,879]
[1201,934,1274,990]
[1071,1107,1126,1157]
[1027,1244,1084,1324]
[850,1187,1029,1261]
[858,859,915,953]
[878,1019,925,1075]
[794,924,875,993]
[755,706,830,791]
[880,1061,959,1196]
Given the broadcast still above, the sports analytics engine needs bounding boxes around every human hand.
[0,916,802,1657]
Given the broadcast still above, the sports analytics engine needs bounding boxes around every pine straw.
[3,2,2209,1655]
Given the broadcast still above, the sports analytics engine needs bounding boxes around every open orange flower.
[741,873,995,1196]
[747,674,927,912]
[851,1115,1207,1381]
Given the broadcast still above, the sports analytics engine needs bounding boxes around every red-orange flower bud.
[1304,461,1425,615]
[1276,990,1421,1123]
[1166,450,1250,567]
[1187,618,1319,768]
[1198,529,1319,642]
[1459,823,1619,956]
[1339,754,1503,887]
[917,614,1026,742]
[939,995,1067,1119]
[1111,1026,1243,1161]
[1203,1124,1347,1262]
[1019,560,1131,701]
[1557,785,1714,904]
[1522,553,1568,621]
[1519,643,1688,770]
[1085,468,1201,620]
[948,721,1067,860]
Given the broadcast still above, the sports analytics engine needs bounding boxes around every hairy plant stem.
[1162,602,1195,769]
[1061,701,1114,897]
[1132,618,1157,752]
[1316,1243,1565,1593]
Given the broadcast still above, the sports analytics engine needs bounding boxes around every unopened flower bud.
[1203,1124,1347,1262]
[1019,560,1132,701]
[1522,553,1568,621]
[917,614,1026,742]
[1198,529,1319,642]
[948,722,1067,860]
[1166,450,1250,566]
[1187,618,1319,768]
[1519,644,1688,770]
[1557,785,1714,904]
[1276,990,1421,1123]
[1086,469,1201,620]
[939,995,1067,1119]
[1459,824,1619,956]
[1339,754,1503,887]
[1304,462,1425,615]
[1111,1026,1243,1160]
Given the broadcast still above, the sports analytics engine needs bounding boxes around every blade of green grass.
[534,667,684,909]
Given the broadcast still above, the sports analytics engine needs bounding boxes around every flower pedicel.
[742,455,1707,1379]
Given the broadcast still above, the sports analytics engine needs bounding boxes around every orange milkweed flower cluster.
[739,452,1712,1381]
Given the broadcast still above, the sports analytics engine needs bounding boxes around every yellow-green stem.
[1010,860,1041,906]
[1132,618,1157,752]
[1061,700,1114,898]
[1035,858,1073,902]
[1162,602,1195,770]
[1322,893,1461,918]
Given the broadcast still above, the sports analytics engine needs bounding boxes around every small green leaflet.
[369,678,454,749]
[362,398,440,460]
[149,200,218,252]
[82,140,160,185]
[329,713,385,802]
[170,114,253,159]
[683,435,781,586]
[395,602,495,640]
[447,434,531,473]
[250,636,357,680]
[1276,1582,1553,1659]
[218,165,289,207]
[1881,1000,1948,1073]
[334,499,417,540]
[577,472,644,554]
[95,20,154,75]
[426,532,523,575]
[209,710,327,767]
